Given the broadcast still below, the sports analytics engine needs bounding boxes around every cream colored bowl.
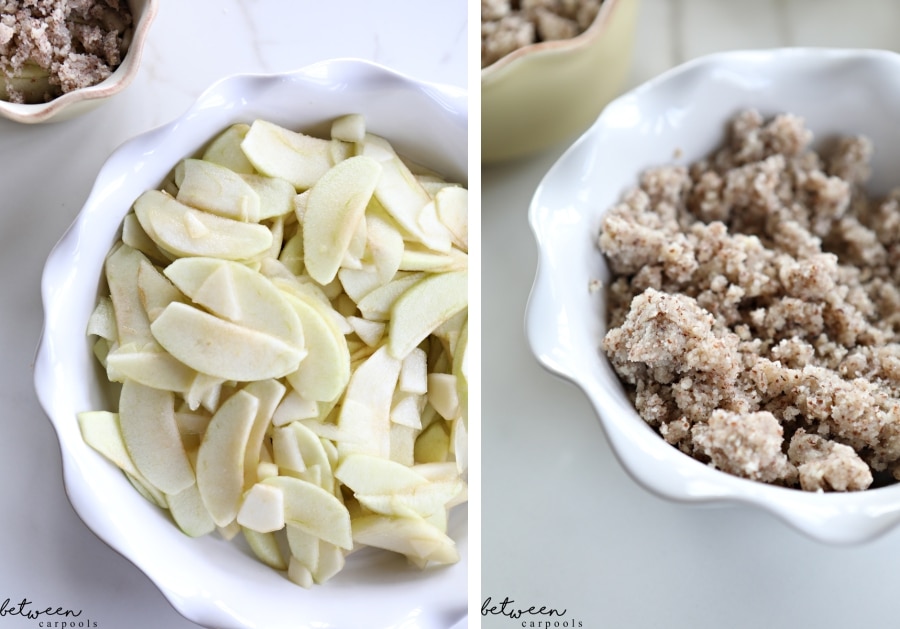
[482,0,639,164]
[0,0,158,124]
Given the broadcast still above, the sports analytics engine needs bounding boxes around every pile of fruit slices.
[77,113,468,588]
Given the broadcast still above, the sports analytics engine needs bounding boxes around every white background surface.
[0,2,466,628]
[482,1,900,629]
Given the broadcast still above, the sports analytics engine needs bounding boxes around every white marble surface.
[0,2,466,628]
[482,2,900,629]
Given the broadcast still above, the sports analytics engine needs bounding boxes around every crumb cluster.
[0,0,133,103]
[481,0,603,68]
[599,109,900,492]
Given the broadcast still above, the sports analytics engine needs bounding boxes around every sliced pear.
[134,189,272,260]
[175,158,261,222]
[240,119,334,191]
[302,155,382,285]
[196,389,260,527]
[118,380,195,495]
[262,476,352,549]
[388,270,468,360]
[150,302,305,381]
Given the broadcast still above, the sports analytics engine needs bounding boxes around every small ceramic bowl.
[0,0,158,124]
[526,48,900,545]
[481,0,640,164]
[34,59,467,629]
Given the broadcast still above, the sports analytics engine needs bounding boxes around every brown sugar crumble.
[598,109,900,492]
[481,0,603,68]
[0,0,133,104]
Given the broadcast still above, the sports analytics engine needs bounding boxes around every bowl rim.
[525,46,900,545]
[0,0,160,124]
[33,58,469,628]
[481,0,623,78]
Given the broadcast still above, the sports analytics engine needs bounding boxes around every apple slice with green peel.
[236,482,285,533]
[240,119,334,191]
[105,343,196,392]
[118,380,195,495]
[241,173,296,220]
[282,291,350,403]
[336,345,401,458]
[355,271,425,322]
[105,244,155,346]
[175,158,261,222]
[196,389,259,527]
[388,270,468,360]
[302,155,383,285]
[242,528,288,570]
[435,186,468,251]
[201,123,256,174]
[166,482,216,538]
[351,513,459,565]
[151,302,305,381]
[335,453,428,494]
[163,257,305,350]
[134,190,273,260]
[262,475,352,549]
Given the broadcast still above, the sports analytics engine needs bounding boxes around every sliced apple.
[240,119,334,191]
[335,453,428,495]
[136,258,185,322]
[201,123,256,174]
[243,528,288,571]
[77,410,141,478]
[435,185,468,251]
[351,513,458,565]
[336,345,401,458]
[196,389,260,527]
[134,189,272,260]
[241,173,296,219]
[175,158,261,222]
[388,270,468,359]
[355,271,425,322]
[236,482,285,533]
[118,380,195,495]
[302,155,382,285]
[105,343,196,392]
[166,483,216,538]
[150,302,305,381]
[105,244,154,346]
[330,113,366,143]
[262,476,352,549]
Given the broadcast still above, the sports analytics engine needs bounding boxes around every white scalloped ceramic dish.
[0,0,158,124]
[526,48,900,545]
[34,59,467,629]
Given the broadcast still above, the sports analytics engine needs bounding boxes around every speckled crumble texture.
[598,109,900,492]
[481,0,603,68]
[0,0,133,103]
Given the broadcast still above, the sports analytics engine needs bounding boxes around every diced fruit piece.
[236,482,285,533]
